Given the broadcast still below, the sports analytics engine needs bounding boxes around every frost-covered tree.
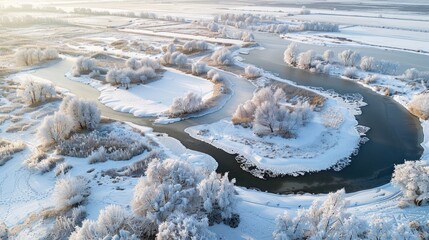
[297,50,315,69]
[72,56,96,77]
[402,68,429,83]
[156,213,216,240]
[211,47,233,66]
[284,43,299,66]
[360,56,398,75]
[182,40,209,53]
[298,22,339,32]
[132,159,204,228]
[191,62,208,75]
[254,101,303,137]
[244,65,262,78]
[273,189,367,240]
[37,112,74,146]
[53,176,90,209]
[360,56,376,72]
[408,93,429,120]
[15,47,59,66]
[233,87,312,137]
[342,67,359,79]
[106,69,123,85]
[60,96,101,130]
[126,57,142,70]
[323,50,335,63]
[338,49,361,66]
[198,172,237,222]
[168,92,203,117]
[70,205,137,240]
[392,160,429,206]
[18,79,56,105]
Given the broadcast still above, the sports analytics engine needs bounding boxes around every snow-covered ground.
[2,0,429,238]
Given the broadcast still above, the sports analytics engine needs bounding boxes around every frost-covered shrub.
[408,93,429,120]
[25,150,64,173]
[284,43,299,66]
[53,176,90,209]
[37,112,74,146]
[392,160,429,206]
[57,125,149,160]
[182,40,209,53]
[273,189,368,240]
[49,206,86,240]
[207,21,219,32]
[70,205,136,240]
[211,47,233,66]
[88,146,107,164]
[258,24,289,34]
[160,51,188,67]
[157,213,216,240]
[132,159,204,228]
[297,50,316,69]
[0,139,26,166]
[241,32,255,42]
[360,56,376,72]
[232,100,256,126]
[360,56,399,75]
[126,57,142,70]
[402,68,429,83]
[141,57,161,70]
[298,22,339,32]
[15,47,59,66]
[338,49,361,66]
[18,79,56,105]
[323,50,335,63]
[364,74,381,84]
[72,56,96,76]
[106,69,125,85]
[343,67,359,79]
[191,62,208,75]
[244,65,262,78]
[59,96,101,130]
[207,69,224,82]
[167,92,204,117]
[55,162,72,176]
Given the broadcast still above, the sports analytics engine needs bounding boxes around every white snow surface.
[66,67,214,117]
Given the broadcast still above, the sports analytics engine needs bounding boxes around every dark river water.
[30,32,424,194]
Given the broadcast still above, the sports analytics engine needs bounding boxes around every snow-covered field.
[1,0,429,239]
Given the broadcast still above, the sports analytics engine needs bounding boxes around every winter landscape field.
[0,0,428,239]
